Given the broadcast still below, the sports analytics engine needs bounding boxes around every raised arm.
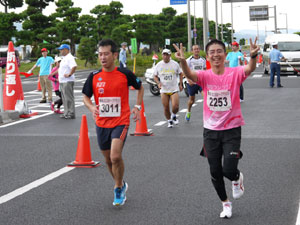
[173,43,198,83]
[244,37,260,76]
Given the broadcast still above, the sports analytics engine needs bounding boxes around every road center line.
[0,166,75,205]
[296,199,300,225]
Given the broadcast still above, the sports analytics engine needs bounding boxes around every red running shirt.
[82,67,142,128]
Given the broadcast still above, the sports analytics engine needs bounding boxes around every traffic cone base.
[67,114,101,168]
[20,112,38,118]
[68,161,101,168]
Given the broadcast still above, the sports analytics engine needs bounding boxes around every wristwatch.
[134,105,142,111]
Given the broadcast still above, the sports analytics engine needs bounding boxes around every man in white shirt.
[153,49,183,128]
[185,44,206,122]
[57,44,77,119]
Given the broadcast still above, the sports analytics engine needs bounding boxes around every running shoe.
[220,201,232,218]
[168,120,173,128]
[185,112,191,122]
[122,181,128,201]
[172,115,179,125]
[113,187,125,206]
[50,102,55,111]
[55,109,63,114]
[232,172,244,199]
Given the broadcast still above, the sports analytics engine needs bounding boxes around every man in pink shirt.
[173,38,259,219]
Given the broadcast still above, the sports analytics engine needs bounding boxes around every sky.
[8,0,300,35]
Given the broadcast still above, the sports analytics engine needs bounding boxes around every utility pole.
[221,1,223,41]
[187,0,192,52]
[231,2,233,44]
[274,5,277,33]
[215,0,219,40]
[193,0,197,45]
[203,0,208,48]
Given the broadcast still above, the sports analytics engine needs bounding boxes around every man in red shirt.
[82,39,144,206]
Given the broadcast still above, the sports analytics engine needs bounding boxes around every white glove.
[124,63,126,68]
[27,70,32,74]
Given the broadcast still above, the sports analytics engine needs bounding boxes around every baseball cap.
[121,42,127,46]
[54,56,62,62]
[41,48,47,52]
[57,44,70,50]
[232,42,239,47]
[162,49,171,55]
[272,41,278,46]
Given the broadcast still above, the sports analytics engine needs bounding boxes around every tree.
[77,37,97,67]
[90,1,131,41]
[17,0,55,58]
[239,38,245,46]
[0,0,23,13]
[0,12,22,45]
[53,0,82,55]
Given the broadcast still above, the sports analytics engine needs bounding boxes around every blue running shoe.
[113,182,128,206]
[113,187,123,206]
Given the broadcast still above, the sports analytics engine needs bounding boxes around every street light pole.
[187,0,192,52]
[231,2,233,44]
[203,0,208,48]
[221,0,223,41]
[215,0,218,40]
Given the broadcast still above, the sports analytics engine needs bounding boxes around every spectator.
[119,42,127,68]
[28,48,54,103]
[57,44,77,119]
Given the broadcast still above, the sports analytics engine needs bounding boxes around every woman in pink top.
[48,57,63,114]
[174,38,259,219]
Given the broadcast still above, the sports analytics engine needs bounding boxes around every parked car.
[0,47,20,68]
[262,34,300,75]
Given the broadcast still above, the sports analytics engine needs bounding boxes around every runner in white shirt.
[153,49,183,128]
[185,44,206,122]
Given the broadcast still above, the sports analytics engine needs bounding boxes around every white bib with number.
[99,97,121,117]
[207,90,231,111]
[162,73,174,83]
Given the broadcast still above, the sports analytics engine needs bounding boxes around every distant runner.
[174,38,259,218]
[184,44,206,122]
[153,49,183,128]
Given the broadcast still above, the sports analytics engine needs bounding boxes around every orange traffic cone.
[3,41,24,110]
[130,102,153,136]
[68,115,101,168]
[258,54,263,64]
[37,77,41,91]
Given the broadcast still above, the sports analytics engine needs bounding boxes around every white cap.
[272,41,278,46]
[54,56,62,62]
[162,49,171,55]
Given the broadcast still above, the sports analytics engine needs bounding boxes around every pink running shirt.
[196,66,248,130]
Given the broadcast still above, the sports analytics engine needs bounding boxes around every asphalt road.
[0,66,300,225]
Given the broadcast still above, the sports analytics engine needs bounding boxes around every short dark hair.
[98,39,118,53]
[205,39,226,54]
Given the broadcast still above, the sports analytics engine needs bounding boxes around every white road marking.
[253,74,263,78]
[196,99,203,103]
[288,75,297,78]
[0,167,75,205]
[296,200,300,225]
[0,112,53,128]
[180,109,187,113]
[192,104,197,107]
[154,121,167,126]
